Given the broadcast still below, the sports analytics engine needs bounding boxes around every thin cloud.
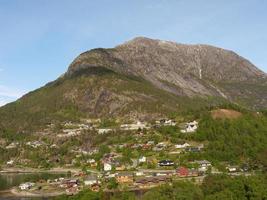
[0,96,13,107]
[0,85,26,98]
[0,85,27,106]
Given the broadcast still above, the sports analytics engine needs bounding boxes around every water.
[0,172,68,200]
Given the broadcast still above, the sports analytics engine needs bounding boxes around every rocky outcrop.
[67,37,266,101]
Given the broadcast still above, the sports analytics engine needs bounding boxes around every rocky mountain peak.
[67,37,266,103]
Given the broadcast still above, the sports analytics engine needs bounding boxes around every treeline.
[192,113,267,166]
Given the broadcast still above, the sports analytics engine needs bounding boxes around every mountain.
[0,37,266,130]
[68,37,266,103]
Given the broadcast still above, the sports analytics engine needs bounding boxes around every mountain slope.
[68,37,267,107]
[1,67,224,131]
[0,37,266,131]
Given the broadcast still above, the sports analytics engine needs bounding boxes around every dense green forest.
[193,112,267,167]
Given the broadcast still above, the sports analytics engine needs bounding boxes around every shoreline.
[0,167,81,174]
[6,187,66,198]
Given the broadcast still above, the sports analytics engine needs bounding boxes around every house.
[115,164,126,171]
[185,145,203,153]
[189,169,200,177]
[156,119,176,126]
[139,156,147,163]
[241,164,249,172]
[115,172,134,184]
[181,121,198,133]
[158,160,174,167]
[19,182,35,190]
[153,143,166,151]
[164,119,177,126]
[104,163,112,171]
[66,187,79,195]
[97,128,112,134]
[61,179,79,189]
[135,176,171,189]
[135,171,144,176]
[120,121,149,131]
[6,142,19,149]
[84,175,98,186]
[177,167,189,177]
[147,141,155,145]
[194,160,212,171]
[91,183,101,192]
[227,166,239,173]
[87,159,97,167]
[175,143,190,149]
[7,160,14,165]
[50,144,58,149]
[26,141,44,148]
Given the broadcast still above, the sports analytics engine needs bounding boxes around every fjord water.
[0,172,67,199]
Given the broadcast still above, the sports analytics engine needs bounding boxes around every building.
[177,167,189,177]
[19,182,35,190]
[194,160,212,171]
[6,142,19,149]
[104,163,112,171]
[135,171,144,176]
[7,160,14,165]
[115,164,126,171]
[189,169,199,177]
[175,143,190,149]
[135,176,171,189]
[91,183,101,192]
[120,121,149,130]
[156,119,176,126]
[139,156,147,163]
[87,159,97,167]
[227,166,239,173]
[115,172,134,184]
[185,146,203,153]
[84,175,98,186]
[181,121,198,133]
[97,128,113,134]
[158,160,174,167]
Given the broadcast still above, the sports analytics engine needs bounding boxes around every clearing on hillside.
[211,109,242,119]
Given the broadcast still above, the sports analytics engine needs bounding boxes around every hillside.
[0,37,267,131]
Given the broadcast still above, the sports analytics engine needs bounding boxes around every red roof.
[177,167,189,176]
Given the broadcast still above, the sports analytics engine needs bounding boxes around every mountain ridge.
[0,37,266,131]
[67,37,266,102]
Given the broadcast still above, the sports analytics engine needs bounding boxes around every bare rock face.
[67,37,267,107]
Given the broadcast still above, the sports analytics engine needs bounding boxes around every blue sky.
[0,0,266,106]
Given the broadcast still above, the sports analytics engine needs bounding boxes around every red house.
[177,167,189,177]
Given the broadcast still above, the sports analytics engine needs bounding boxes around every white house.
[164,120,177,126]
[104,163,112,171]
[120,121,149,130]
[87,159,96,164]
[97,129,112,134]
[84,175,98,186]
[156,119,176,126]
[181,121,198,133]
[135,171,144,176]
[19,182,35,190]
[195,160,212,171]
[6,142,19,149]
[227,166,238,173]
[175,143,190,149]
[7,160,14,165]
[138,156,147,163]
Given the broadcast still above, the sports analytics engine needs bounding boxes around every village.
[1,118,252,196]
